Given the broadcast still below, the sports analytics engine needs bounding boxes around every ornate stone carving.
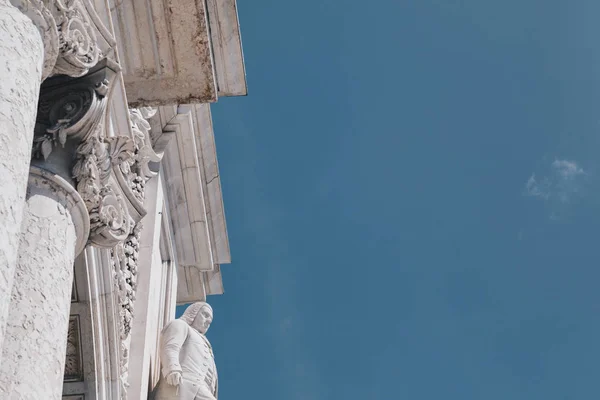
[13,0,109,80]
[33,77,108,160]
[33,61,162,399]
[34,59,142,249]
[110,222,141,397]
[117,108,160,203]
[108,108,161,399]
[51,0,101,77]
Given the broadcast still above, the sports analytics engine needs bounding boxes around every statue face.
[191,306,213,334]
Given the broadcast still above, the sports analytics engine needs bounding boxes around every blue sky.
[179,1,600,398]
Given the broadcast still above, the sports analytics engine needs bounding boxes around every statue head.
[179,302,213,335]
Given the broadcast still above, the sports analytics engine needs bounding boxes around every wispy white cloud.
[551,159,585,180]
[524,159,588,218]
[525,174,550,200]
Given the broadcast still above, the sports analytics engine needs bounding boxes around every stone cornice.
[147,105,231,303]
[111,0,247,106]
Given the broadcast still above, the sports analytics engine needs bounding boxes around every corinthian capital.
[33,59,161,251]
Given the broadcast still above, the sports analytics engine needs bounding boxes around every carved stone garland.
[109,107,159,398]
[110,223,141,396]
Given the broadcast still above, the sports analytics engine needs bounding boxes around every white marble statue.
[151,302,218,400]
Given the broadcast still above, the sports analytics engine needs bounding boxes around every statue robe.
[151,319,218,400]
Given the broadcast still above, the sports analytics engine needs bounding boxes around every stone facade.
[0,0,246,398]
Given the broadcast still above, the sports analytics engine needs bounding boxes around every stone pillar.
[0,0,44,351]
[0,167,89,399]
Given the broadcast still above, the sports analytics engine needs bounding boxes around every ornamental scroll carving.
[13,0,110,80]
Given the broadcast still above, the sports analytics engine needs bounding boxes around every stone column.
[0,167,89,399]
[0,0,44,351]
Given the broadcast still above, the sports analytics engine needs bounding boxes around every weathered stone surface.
[0,167,89,399]
[0,0,43,353]
[112,0,246,106]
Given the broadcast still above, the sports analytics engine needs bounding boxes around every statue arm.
[159,319,189,378]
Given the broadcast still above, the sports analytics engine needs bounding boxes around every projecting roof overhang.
[112,0,247,106]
